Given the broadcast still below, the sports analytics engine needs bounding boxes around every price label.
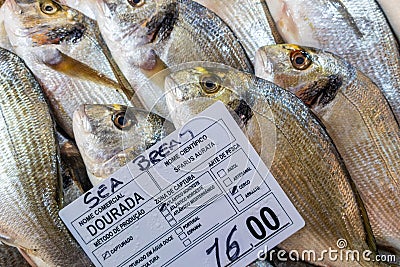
[60,101,304,267]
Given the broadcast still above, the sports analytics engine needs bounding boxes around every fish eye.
[112,112,134,130]
[128,0,145,7]
[40,1,60,15]
[290,50,312,70]
[200,74,222,94]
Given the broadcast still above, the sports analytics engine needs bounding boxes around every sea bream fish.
[84,0,253,114]
[193,0,282,61]
[164,63,384,267]
[0,48,91,266]
[2,0,133,137]
[255,44,400,255]
[73,104,175,186]
[264,0,400,122]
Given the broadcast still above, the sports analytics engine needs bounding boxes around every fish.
[164,62,383,267]
[264,0,400,122]
[193,0,282,61]
[73,104,175,186]
[0,47,91,266]
[2,0,135,138]
[86,0,253,116]
[56,129,93,206]
[255,44,400,255]
[0,243,30,267]
[375,0,400,42]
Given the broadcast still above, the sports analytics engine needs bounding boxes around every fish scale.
[164,64,384,266]
[0,47,92,267]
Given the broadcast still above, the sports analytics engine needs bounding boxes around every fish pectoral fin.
[43,49,122,91]
[296,75,342,108]
[140,49,170,90]
[0,234,36,252]
[18,248,41,267]
[0,233,15,247]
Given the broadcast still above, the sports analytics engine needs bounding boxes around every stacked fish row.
[0,0,398,266]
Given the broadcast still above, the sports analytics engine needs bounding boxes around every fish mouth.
[73,105,92,134]
[31,23,86,45]
[254,50,274,80]
[144,3,178,44]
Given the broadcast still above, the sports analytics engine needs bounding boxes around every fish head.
[165,63,255,127]
[255,44,349,109]
[3,0,87,47]
[73,104,174,185]
[93,0,178,61]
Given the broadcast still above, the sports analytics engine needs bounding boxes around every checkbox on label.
[161,209,170,216]
[168,219,177,226]
[102,251,111,261]
[223,178,232,187]
[183,239,191,247]
[230,185,238,196]
[178,233,187,240]
[175,228,183,235]
[217,169,227,178]
[235,194,244,204]
[165,215,174,221]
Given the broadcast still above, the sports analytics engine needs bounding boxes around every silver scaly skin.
[265,0,400,122]
[2,0,132,138]
[73,104,175,186]
[164,63,386,267]
[255,44,400,255]
[0,48,91,266]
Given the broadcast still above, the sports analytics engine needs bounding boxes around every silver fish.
[0,47,91,266]
[163,62,382,267]
[264,0,400,122]
[2,0,133,137]
[85,0,253,115]
[73,104,175,186]
[255,44,400,255]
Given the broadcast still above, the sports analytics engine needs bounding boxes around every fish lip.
[144,3,178,44]
[255,49,274,80]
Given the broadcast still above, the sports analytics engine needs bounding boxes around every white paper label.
[60,101,304,267]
